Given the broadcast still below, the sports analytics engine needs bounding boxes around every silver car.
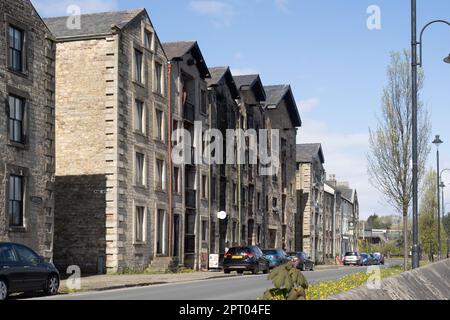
[343,252,361,266]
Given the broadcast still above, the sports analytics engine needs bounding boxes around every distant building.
[296,143,325,263]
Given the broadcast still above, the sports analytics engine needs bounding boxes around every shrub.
[261,263,309,300]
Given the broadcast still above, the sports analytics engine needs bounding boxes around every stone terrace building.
[206,67,240,257]
[296,143,325,263]
[162,41,213,270]
[233,75,267,248]
[264,85,301,252]
[44,9,170,273]
[0,0,56,260]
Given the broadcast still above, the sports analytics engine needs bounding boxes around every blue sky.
[32,0,450,219]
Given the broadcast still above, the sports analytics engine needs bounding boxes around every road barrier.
[329,259,450,300]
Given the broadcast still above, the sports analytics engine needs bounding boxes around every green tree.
[367,50,431,270]
[443,214,450,238]
[419,170,449,260]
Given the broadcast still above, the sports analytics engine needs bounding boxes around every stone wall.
[330,259,450,300]
[0,0,55,259]
[54,175,107,275]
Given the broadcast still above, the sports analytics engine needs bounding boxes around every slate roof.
[162,41,210,78]
[207,67,240,99]
[296,143,325,164]
[43,8,145,38]
[264,85,302,127]
[233,74,266,102]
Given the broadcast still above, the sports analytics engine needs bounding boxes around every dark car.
[0,242,60,300]
[289,252,315,271]
[359,253,371,266]
[262,249,290,269]
[223,246,270,275]
[372,252,385,265]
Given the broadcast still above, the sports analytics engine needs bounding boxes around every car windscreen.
[263,250,278,255]
[345,252,357,256]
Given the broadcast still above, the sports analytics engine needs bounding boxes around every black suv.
[223,246,270,275]
[0,242,60,300]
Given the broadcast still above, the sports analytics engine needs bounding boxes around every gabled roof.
[264,85,302,127]
[162,41,210,79]
[233,74,266,102]
[296,143,325,164]
[207,67,240,99]
[43,8,145,39]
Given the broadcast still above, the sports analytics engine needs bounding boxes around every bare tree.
[367,50,431,270]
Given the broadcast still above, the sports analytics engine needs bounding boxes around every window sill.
[152,91,166,99]
[134,131,148,138]
[9,226,27,233]
[133,81,146,88]
[155,188,166,194]
[8,142,27,150]
[133,241,146,246]
[7,68,29,79]
[134,184,148,190]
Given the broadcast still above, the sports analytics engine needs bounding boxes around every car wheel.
[310,264,315,271]
[237,270,244,275]
[45,274,59,296]
[263,265,269,274]
[224,269,231,274]
[252,267,258,275]
[301,263,306,271]
[0,279,8,301]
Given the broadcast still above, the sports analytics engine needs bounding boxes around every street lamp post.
[439,181,445,260]
[433,136,443,260]
[411,0,450,269]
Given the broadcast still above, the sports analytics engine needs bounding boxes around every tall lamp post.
[411,0,450,269]
[433,136,443,260]
[439,181,445,260]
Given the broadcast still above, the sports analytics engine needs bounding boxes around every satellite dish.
[217,211,227,220]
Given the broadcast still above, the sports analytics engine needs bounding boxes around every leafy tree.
[368,50,431,269]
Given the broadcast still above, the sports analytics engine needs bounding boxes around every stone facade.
[46,9,170,273]
[265,86,301,252]
[296,144,325,263]
[0,0,55,260]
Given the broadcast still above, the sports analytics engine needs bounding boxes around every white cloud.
[32,0,119,17]
[231,68,259,76]
[189,0,236,28]
[298,117,392,218]
[275,0,290,13]
[298,97,320,113]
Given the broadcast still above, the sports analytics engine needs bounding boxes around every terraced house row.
[0,0,357,274]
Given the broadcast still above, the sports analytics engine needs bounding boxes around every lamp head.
[433,135,443,147]
[440,181,446,189]
[444,54,450,64]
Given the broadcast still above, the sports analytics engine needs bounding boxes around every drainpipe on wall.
[167,61,173,258]
[238,110,241,246]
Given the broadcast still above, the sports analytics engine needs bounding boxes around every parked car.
[223,246,270,275]
[359,253,371,266]
[0,242,60,300]
[372,252,385,265]
[262,249,290,269]
[288,252,315,271]
[343,252,361,266]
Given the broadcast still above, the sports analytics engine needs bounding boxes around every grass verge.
[306,266,404,300]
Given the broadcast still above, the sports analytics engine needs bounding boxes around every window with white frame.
[154,61,163,95]
[173,167,181,194]
[134,48,143,84]
[155,108,164,141]
[9,175,24,227]
[8,95,25,144]
[144,29,153,50]
[8,25,24,72]
[155,158,165,191]
[134,99,145,134]
[135,206,145,243]
[135,152,146,186]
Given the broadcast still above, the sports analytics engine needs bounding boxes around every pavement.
[25,260,402,300]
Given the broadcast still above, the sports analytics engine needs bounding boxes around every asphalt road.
[30,260,402,300]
